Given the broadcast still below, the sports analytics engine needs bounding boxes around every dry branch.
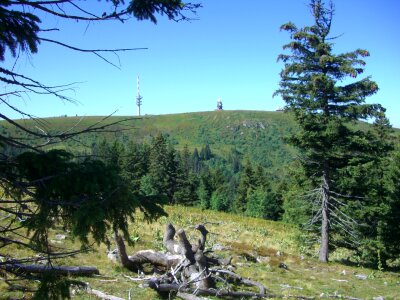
[114,223,272,299]
[2,264,99,276]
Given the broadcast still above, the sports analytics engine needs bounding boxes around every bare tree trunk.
[114,231,138,272]
[114,230,182,271]
[319,168,330,262]
[113,223,268,298]
[3,264,99,276]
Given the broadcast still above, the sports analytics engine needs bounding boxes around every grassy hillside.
[3,110,398,188]
[2,110,299,172]
[1,111,400,299]
[1,206,399,299]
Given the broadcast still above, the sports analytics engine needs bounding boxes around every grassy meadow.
[1,111,400,299]
[1,205,399,299]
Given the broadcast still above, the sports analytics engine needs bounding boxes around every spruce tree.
[147,134,178,203]
[174,145,198,204]
[233,159,255,213]
[123,142,150,193]
[275,0,391,262]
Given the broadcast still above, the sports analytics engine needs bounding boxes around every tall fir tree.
[123,141,150,193]
[174,145,198,204]
[275,0,391,262]
[147,134,178,203]
[233,159,255,213]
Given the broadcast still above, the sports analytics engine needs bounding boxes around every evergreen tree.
[253,165,268,189]
[0,1,200,297]
[191,147,202,174]
[233,159,255,213]
[197,168,213,209]
[174,145,198,204]
[275,0,391,262]
[1,150,166,297]
[245,188,282,221]
[382,147,400,262]
[199,143,212,160]
[210,184,232,212]
[147,134,178,203]
[228,148,242,174]
[281,161,314,226]
[123,142,150,193]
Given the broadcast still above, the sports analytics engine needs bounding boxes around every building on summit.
[217,98,223,110]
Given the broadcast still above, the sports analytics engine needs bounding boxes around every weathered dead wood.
[210,268,265,294]
[84,283,124,300]
[163,223,181,254]
[176,228,196,264]
[176,292,207,300]
[115,223,272,299]
[2,264,99,276]
[147,279,276,299]
[193,224,208,252]
[194,250,212,289]
[114,231,183,271]
[129,250,183,269]
[114,231,138,271]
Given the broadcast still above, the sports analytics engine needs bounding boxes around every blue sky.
[3,0,400,127]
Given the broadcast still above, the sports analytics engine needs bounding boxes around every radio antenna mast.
[136,75,143,116]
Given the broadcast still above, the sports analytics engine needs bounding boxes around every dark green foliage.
[0,1,200,298]
[0,2,40,61]
[0,0,199,61]
[245,188,282,221]
[382,149,400,261]
[123,141,150,192]
[275,0,392,262]
[173,145,198,204]
[199,143,213,161]
[210,184,232,212]
[191,148,200,173]
[197,169,213,209]
[32,275,76,300]
[10,150,166,248]
[335,136,399,266]
[281,161,314,226]
[233,159,255,213]
[128,0,201,24]
[146,134,178,203]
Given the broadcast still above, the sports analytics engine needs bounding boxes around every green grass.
[3,110,398,165]
[2,205,400,299]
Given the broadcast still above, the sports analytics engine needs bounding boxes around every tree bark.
[148,279,275,299]
[114,231,183,271]
[114,231,138,271]
[2,264,99,276]
[163,223,181,254]
[113,223,269,299]
[319,168,331,262]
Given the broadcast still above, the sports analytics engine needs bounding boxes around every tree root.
[114,223,272,299]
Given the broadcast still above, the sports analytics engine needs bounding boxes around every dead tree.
[114,223,270,299]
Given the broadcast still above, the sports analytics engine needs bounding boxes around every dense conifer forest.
[1,0,400,298]
[2,110,399,269]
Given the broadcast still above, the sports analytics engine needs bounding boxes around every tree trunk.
[319,168,330,262]
[114,230,183,271]
[3,264,99,276]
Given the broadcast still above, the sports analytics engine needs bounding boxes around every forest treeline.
[92,130,400,268]
[92,134,283,220]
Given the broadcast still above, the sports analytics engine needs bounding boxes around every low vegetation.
[1,206,399,299]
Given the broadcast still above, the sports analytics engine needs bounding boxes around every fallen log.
[115,223,271,299]
[83,283,124,300]
[114,231,184,272]
[147,279,277,299]
[2,264,99,276]
[210,268,266,294]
